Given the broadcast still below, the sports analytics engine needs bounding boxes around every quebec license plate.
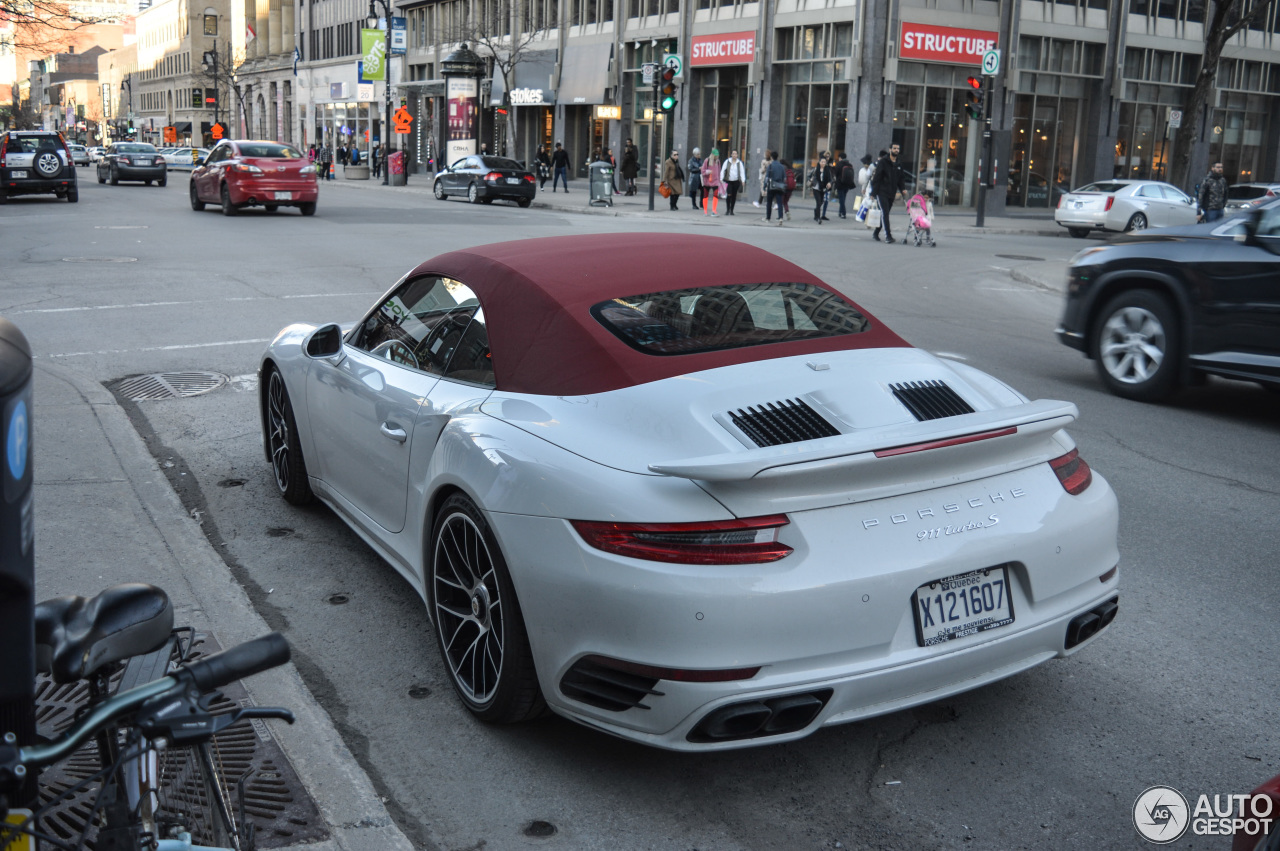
[3,807,33,851]
[10,170,27,178]
[1073,201,1084,208]
[506,177,522,184]
[912,566,1014,647]
[274,191,291,200]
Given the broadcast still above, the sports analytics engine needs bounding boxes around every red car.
[189,139,318,216]
[1233,772,1280,851]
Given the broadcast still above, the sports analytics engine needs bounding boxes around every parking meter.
[0,317,35,803]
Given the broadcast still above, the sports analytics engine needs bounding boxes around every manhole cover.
[994,254,1046,261]
[62,257,138,262]
[116,372,228,401]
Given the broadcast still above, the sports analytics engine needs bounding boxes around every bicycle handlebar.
[183,632,290,692]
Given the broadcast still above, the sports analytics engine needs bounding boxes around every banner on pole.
[362,29,387,81]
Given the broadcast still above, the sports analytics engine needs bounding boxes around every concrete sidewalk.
[325,171,1067,237]
[32,360,415,851]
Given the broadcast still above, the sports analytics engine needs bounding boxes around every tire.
[1125,212,1148,232]
[66,186,78,203]
[265,204,278,212]
[265,369,314,505]
[1068,227,1090,239]
[517,198,531,208]
[467,183,480,204]
[434,181,447,200]
[35,150,61,178]
[1090,290,1180,401]
[299,201,316,216]
[190,182,205,211]
[145,179,152,186]
[158,175,167,187]
[430,494,544,724]
[220,183,237,216]
[98,169,105,184]
[110,166,119,186]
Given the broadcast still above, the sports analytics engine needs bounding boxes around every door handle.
[380,422,408,443]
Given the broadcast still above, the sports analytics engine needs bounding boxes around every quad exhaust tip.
[688,689,833,743]
[1065,596,1118,649]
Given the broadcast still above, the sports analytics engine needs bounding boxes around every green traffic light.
[661,95,676,111]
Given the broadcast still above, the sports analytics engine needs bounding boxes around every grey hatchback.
[0,130,78,203]
[97,142,167,186]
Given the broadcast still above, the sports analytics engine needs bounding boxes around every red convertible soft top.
[413,233,909,396]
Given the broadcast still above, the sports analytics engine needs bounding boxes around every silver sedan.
[1054,179,1198,238]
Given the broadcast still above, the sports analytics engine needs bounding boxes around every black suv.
[1057,202,1280,400]
[0,130,78,203]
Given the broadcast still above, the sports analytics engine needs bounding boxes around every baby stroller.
[905,191,936,247]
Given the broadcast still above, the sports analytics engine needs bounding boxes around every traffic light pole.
[976,82,992,228]
[648,70,657,212]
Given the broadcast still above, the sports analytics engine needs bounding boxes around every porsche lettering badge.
[860,487,1026,530]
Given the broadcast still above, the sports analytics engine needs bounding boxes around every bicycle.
[0,583,294,851]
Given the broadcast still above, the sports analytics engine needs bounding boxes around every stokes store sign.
[900,22,998,65]
[691,31,755,66]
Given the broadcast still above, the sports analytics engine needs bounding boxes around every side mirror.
[305,323,343,358]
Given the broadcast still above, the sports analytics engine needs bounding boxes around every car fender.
[258,323,322,465]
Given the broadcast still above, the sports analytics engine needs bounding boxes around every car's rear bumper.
[114,164,167,180]
[227,179,319,205]
[476,182,536,200]
[2,170,77,195]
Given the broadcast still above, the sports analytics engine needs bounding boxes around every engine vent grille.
[560,657,664,712]
[890,380,975,421]
[728,399,840,447]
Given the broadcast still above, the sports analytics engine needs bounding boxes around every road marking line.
[40,338,273,359]
[7,291,380,315]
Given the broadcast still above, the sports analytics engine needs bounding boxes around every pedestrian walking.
[307,144,316,162]
[350,146,360,166]
[1198,161,1228,223]
[834,152,856,219]
[856,153,875,205]
[754,150,771,207]
[338,144,349,167]
[701,148,723,216]
[607,148,620,193]
[535,145,551,189]
[687,147,703,210]
[621,139,639,195]
[662,150,685,211]
[551,142,571,192]
[810,154,834,224]
[818,151,834,220]
[320,144,333,181]
[371,143,382,179]
[871,144,910,243]
[762,150,787,225]
[782,160,796,220]
[720,150,748,215]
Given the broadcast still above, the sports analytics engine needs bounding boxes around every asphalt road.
[4,174,1278,850]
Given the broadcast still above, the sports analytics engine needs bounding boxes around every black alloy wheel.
[189,182,204,211]
[430,494,544,724]
[1090,289,1180,402]
[265,369,313,505]
[433,180,446,200]
[220,184,237,216]
[1125,212,1148,232]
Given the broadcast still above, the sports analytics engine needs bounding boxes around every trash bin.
[389,151,406,186]
[589,160,614,207]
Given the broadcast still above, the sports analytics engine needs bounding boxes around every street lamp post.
[201,50,220,134]
[367,0,392,186]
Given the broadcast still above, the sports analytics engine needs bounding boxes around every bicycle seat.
[35,584,174,683]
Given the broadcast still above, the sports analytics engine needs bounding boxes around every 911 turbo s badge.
[860,487,1027,531]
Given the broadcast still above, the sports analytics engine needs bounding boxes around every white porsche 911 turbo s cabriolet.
[260,233,1120,751]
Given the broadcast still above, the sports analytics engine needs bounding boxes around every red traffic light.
[966,75,982,89]
[661,67,676,83]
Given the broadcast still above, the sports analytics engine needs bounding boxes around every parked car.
[68,144,90,167]
[260,233,1120,750]
[433,155,536,206]
[96,142,167,186]
[87,146,106,163]
[0,130,78,203]
[1055,180,1198,238]
[1056,201,1280,400]
[162,147,209,169]
[190,139,317,216]
[1224,182,1280,217]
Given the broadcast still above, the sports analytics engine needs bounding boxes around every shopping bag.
[659,182,671,198]
[854,196,871,223]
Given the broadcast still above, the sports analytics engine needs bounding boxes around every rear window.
[481,156,524,170]
[115,144,157,153]
[1228,185,1272,200]
[238,143,301,158]
[5,135,61,153]
[592,282,869,356]
[1076,182,1127,193]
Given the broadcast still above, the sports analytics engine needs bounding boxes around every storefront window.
[783,66,848,192]
[1008,94,1079,206]
[1210,101,1267,184]
[893,70,983,207]
[1114,101,1173,181]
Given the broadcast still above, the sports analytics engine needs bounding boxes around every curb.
[1008,263,1067,293]
[34,360,417,851]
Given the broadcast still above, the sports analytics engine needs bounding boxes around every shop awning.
[557,42,612,105]
[490,50,557,106]
[172,121,192,133]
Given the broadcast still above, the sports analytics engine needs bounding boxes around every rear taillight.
[1058,194,1066,209]
[484,171,502,182]
[571,515,793,564]
[230,163,264,174]
[60,134,74,163]
[1104,197,1115,212]
[1050,449,1093,495]
[523,174,535,183]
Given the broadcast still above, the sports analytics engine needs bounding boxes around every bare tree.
[1,0,116,54]
[455,0,551,158]
[1170,0,1278,188]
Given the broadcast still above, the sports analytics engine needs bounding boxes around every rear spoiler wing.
[649,399,1077,482]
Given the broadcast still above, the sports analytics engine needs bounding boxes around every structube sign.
[690,31,755,66]
[899,23,997,65]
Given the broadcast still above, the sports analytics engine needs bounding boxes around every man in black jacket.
[871,143,910,243]
[551,142,571,192]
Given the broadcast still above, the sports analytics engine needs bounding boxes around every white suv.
[0,130,79,203]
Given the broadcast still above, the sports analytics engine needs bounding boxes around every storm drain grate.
[33,632,328,849]
[116,372,229,401]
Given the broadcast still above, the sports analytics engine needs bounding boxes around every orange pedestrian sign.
[163,126,177,144]
[211,123,225,140]
[393,106,413,134]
